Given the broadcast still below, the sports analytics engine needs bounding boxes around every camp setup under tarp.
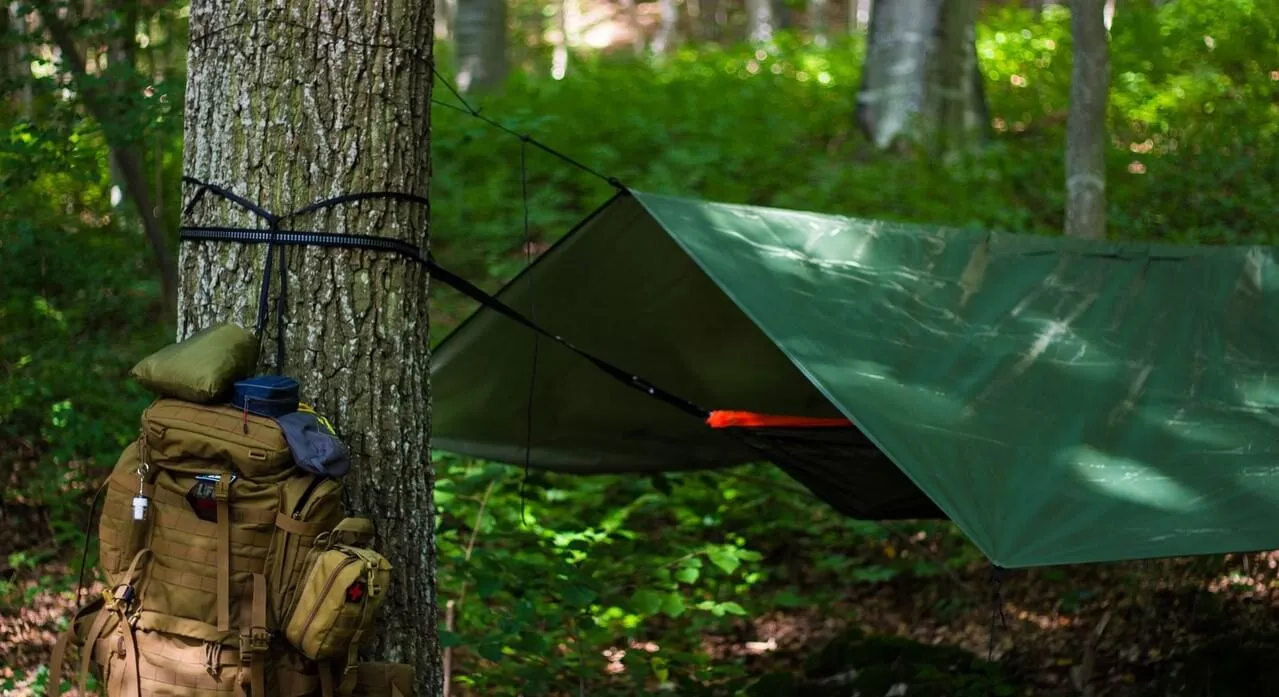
[431,189,1279,569]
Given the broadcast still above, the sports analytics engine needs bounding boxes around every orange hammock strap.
[706,410,853,429]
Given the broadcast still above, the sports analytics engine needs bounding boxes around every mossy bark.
[177,2,439,695]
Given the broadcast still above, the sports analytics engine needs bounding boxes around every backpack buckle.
[240,626,270,656]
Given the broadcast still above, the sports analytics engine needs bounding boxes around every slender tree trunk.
[436,0,454,39]
[808,0,827,46]
[855,0,987,152]
[620,0,644,54]
[5,2,33,115]
[745,0,774,42]
[455,0,507,92]
[851,0,870,32]
[925,0,985,153]
[37,7,178,317]
[651,0,679,54]
[551,0,569,78]
[179,3,440,697]
[1065,0,1109,239]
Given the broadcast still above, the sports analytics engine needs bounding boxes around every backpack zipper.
[276,476,340,610]
[292,476,327,519]
[296,554,359,646]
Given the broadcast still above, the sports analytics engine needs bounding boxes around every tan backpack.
[47,398,411,697]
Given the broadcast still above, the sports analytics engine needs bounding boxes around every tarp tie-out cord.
[429,66,625,192]
[518,138,539,526]
[179,178,710,424]
[987,564,1009,695]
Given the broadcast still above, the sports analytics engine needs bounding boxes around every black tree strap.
[179,179,709,421]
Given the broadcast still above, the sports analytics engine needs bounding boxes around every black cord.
[178,180,710,423]
[429,67,625,191]
[520,138,539,528]
[987,564,1009,695]
[75,483,107,606]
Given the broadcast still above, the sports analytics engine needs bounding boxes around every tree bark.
[1065,0,1109,239]
[455,0,506,92]
[854,0,987,152]
[179,3,440,697]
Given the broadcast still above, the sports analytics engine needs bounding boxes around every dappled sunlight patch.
[1065,445,1201,512]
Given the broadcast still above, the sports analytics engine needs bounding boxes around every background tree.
[1065,0,1109,239]
[177,0,440,694]
[855,0,988,152]
[456,0,507,92]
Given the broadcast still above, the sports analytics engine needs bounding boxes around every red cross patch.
[345,580,367,603]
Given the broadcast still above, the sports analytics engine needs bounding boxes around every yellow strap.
[45,620,78,697]
[319,662,335,697]
[215,473,233,632]
[251,573,267,697]
[275,511,328,536]
[121,621,143,697]
[77,599,115,696]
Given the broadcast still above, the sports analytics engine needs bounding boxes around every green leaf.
[438,629,464,648]
[477,642,505,662]
[563,584,597,607]
[475,574,503,598]
[719,601,747,616]
[707,547,741,575]
[674,566,700,584]
[774,589,804,608]
[631,589,664,615]
[660,592,687,618]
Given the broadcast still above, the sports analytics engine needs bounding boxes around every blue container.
[230,375,300,417]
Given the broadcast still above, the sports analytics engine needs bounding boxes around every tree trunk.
[854,0,987,152]
[851,0,870,32]
[745,0,774,42]
[37,7,178,317]
[5,2,33,115]
[808,0,827,46]
[1065,0,1109,239]
[436,0,455,40]
[620,0,644,54]
[652,0,679,54]
[455,0,507,92]
[179,3,440,697]
[924,0,985,154]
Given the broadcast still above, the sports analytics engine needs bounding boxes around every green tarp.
[431,190,1279,568]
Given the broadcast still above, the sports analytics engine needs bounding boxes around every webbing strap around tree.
[178,178,710,422]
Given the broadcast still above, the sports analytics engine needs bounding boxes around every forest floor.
[7,494,1279,697]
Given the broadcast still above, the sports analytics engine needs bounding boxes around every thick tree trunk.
[854,0,987,152]
[455,0,506,91]
[1065,0,1109,239]
[179,3,440,697]
[745,0,774,42]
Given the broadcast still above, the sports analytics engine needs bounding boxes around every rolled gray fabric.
[276,411,351,477]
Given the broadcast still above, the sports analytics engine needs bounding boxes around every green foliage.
[2,1,1275,694]
[434,458,969,693]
